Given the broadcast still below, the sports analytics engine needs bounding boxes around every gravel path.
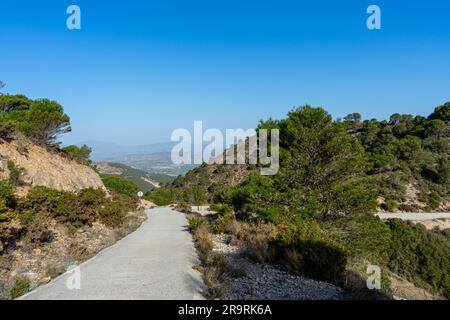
[20,208,204,300]
[376,212,450,221]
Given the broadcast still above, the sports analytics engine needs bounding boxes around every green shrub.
[20,186,67,213]
[98,201,126,227]
[0,179,15,212]
[276,221,348,283]
[387,219,450,298]
[7,160,26,186]
[61,144,92,164]
[102,176,139,197]
[210,213,234,234]
[20,187,112,229]
[384,199,398,212]
[188,216,207,231]
[147,188,174,206]
[180,186,209,205]
[210,203,232,215]
[326,216,392,264]
[9,275,30,299]
[77,188,106,207]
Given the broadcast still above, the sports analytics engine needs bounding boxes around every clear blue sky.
[1,0,449,145]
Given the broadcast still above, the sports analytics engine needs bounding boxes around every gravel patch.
[211,234,349,300]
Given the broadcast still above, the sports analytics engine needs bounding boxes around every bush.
[387,219,450,298]
[326,216,392,265]
[188,216,207,231]
[62,145,92,164]
[244,230,278,263]
[210,213,234,234]
[0,179,15,212]
[19,186,126,230]
[0,123,15,141]
[7,160,26,186]
[193,226,213,260]
[147,188,174,206]
[276,221,348,283]
[210,203,232,215]
[9,275,30,299]
[383,199,398,212]
[102,176,139,197]
[20,187,94,228]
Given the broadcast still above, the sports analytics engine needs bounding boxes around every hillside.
[96,162,175,192]
[0,92,146,299]
[153,103,450,300]
[170,104,450,213]
[0,132,104,193]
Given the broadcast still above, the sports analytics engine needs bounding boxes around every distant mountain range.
[77,140,201,176]
[76,140,177,161]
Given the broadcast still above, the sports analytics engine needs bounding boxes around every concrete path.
[376,212,450,221]
[20,208,204,300]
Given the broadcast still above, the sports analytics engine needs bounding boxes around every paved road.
[20,208,204,300]
[376,212,450,221]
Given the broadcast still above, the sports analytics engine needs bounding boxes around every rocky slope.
[0,133,104,192]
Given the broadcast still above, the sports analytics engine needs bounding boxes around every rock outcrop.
[0,134,104,192]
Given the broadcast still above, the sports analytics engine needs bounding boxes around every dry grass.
[225,259,247,278]
[226,220,246,245]
[242,224,278,263]
[202,254,228,299]
[283,247,302,273]
[193,225,214,265]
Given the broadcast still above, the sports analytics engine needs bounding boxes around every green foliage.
[383,199,398,212]
[175,103,450,295]
[62,145,92,164]
[188,216,207,231]
[20,187,104,228]
[210,213,234,234]
[18,186,135,230]
[326,216,392,264]
[7,160,27,186]
[147,187,174,206]
[0,94,32,113]
[429,102,450,122]
[100,162,167,193]
[6,99,71,146]
[210,203,232,215]
[102,176,139,197]
[386,219,450,298]
[0,179,15,212]
[275,221,348,283]
[219,172,277,219]
[0,123,15,141]
[179,186,209,205]
[9,275,30,299]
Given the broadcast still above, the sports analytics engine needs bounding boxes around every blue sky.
[1,0,449,145]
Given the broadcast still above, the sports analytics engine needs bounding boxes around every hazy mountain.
[76,140,177,161]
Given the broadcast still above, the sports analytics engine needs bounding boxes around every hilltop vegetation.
[156,103,450,299]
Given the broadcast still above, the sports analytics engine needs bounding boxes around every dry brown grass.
[242,224,278,263]
[283,247,302,273]
[193,226,213,262]
[226,220,246,245]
